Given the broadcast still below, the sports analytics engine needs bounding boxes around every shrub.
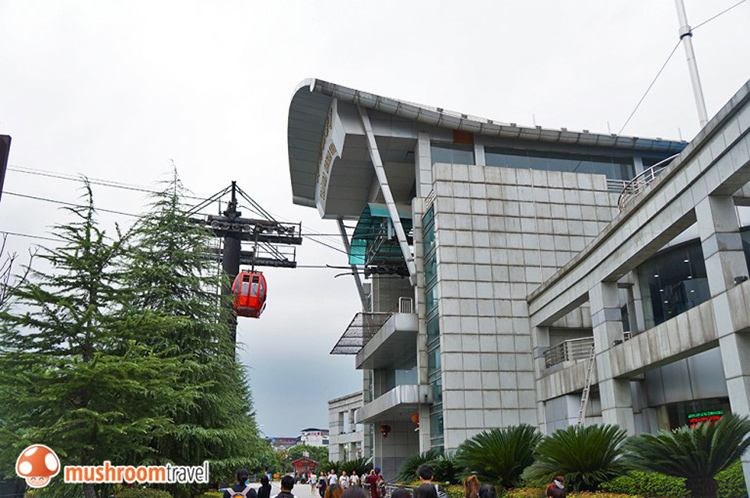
[523,424,628,492]
[625,414,750,497]
[115,488,172,498]
[340,457,374,477]
[600,470,689,497]
[397,449,443,482]
[195,493,225,498]
[455,425,542,488]
[716,461,749,498]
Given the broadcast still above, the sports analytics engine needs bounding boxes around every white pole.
[675,0,709,127]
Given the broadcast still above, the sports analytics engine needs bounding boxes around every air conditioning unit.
[623,331,632,341]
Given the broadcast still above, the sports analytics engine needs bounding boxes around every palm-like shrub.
[340,457,374,477]
[625,413,750,498]
[432,453,461,484]
[397,449,443,482]
[455,425,542,488]
[524,424,627,491]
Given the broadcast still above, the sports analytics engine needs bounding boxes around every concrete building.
[328,391,366,462]
[300,428,330,447]
[287,77,750,486]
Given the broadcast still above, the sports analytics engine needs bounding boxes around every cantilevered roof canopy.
[288,78,688,216]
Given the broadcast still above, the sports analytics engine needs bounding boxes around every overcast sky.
[1,1,749,438]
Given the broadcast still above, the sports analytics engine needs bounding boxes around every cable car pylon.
[188,181,302,345]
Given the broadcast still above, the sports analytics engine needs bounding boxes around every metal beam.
[357,106,416,278]
[337,218,369,311]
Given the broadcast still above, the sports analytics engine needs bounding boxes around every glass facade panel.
[423,206,443,449]
[638,239,710,328]
[485,147,637,182]
[431,143,474,166]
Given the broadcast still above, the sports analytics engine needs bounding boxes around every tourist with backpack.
[223,469,258,498]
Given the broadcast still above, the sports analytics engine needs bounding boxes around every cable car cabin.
[232,272,267,318]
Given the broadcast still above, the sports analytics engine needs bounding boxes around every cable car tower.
[189,181,302,343]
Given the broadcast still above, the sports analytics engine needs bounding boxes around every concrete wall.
[329,391,365,462]
[372,421,419,480]
[430,164,618,450]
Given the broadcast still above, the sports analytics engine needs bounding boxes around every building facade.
[328,391,367,462]
[287,78,750,487]
[300,428,330,448]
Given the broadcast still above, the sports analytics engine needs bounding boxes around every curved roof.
[288,78,688,209]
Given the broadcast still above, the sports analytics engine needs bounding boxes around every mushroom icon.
[16,444,60,488]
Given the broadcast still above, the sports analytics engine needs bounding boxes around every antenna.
[675,0,709,127]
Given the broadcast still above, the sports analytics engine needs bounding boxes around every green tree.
[523,424,628,492]
[625,414,750,498]
[0,186,189,498]
[124,175,271,493]
[455,425,542,488]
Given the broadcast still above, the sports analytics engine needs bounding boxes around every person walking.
[412,466,446,498]
[350,472,359,488]
[364,468,380,498]
[224,469,258,498]
[275,475,296,498]
[258,475,272,498]
[340,471,349,489]
[545,476,566,498]
[317,473,328,498]
[310,472,318,494]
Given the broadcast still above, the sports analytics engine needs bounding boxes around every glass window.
[431,143,474,166]
[427,315,440,347]
[638,239,710,328]
[485,147,637,182]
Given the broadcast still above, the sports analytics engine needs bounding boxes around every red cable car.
[231,271,267,318]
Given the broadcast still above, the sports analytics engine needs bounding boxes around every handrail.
[617,153,680,210]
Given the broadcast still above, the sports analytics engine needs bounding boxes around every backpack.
[376,477,387,498]
[227,485,253,497]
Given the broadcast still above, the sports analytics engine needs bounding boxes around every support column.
[532,325,551,434]
[590,281,635,434]
[697,196,749,296]
[696,195,750,492]
[415,133,432,198]
[358,106,416,278]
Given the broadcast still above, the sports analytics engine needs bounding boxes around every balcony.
[331,299,418,371]
[543,337,594,368]
[355,384,432,424]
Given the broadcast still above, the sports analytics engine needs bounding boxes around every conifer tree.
[125,174,271,493]
[0,185,190,498]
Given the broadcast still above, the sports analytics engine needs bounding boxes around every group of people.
[222,465,566,498]
[313,467,386,498]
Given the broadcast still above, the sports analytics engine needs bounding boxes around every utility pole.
[221,182,242,301]
[675,0,709,128]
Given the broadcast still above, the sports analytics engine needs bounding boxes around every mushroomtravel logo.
[15,444,210,487]
[16,444,60,488]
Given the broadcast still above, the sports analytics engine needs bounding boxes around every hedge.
[599,461,747,498]
[115,489,172,498]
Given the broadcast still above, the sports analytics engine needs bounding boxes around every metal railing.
[617,154,680,209]
[543,337,595,368]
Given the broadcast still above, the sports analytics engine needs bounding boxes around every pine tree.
[125,174,271,494]
[0,185,191,498]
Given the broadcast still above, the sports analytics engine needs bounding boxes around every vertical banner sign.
[315,99,344,215]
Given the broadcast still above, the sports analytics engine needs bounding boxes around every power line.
[693,0,747,30]
[5,191,139,218]
[0,229,58,243]
[618,41,681,135]
[7,165,207,200]
[9,164,351,252]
